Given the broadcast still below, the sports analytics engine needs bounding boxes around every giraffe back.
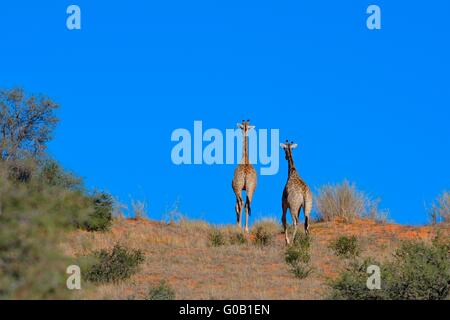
[232,164,257,191]
[283,169,312,211]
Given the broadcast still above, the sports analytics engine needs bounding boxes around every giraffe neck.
[287,151,296,175]
[241,135,249,165]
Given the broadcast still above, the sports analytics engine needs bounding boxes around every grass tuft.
[208,228,226,247]
[147,280,176,300]
[251,219,280,247]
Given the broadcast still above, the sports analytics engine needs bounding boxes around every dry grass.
[430,191,450,224]
[131,199,149,220]
[63,217,449,300]
[315,180,388,223]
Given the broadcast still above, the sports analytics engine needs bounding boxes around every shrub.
[292,232,312,250]
[8,158,113,233]
[285,245,311,265]
[251,219,280,247]
[5,158,37,182]
[147,280,176,300]
[430,191,450,224]
[78,192,114,231]
[84,244,144,283]
[38,159,83,190]
[388,240,449,300]
[90,192,114,230]
[330,238,450,300]
[285,234,313,279]
[208,228,226,247]
[316,180,387,223]
[0,164,92,299]
[329,235,361,258]
[329,258,386,300]
[432,230,450,252]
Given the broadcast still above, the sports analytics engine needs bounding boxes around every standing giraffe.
[232,120,257,233]
[280,140,312,244]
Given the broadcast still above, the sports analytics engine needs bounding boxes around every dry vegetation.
[63,217,449,300]
[315,180,388,223]
[430,191,450,224]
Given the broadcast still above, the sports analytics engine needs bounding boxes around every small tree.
[79,192,114,231]
[0,87,59,161]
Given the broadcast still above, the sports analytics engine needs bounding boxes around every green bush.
[330,258,385,300]
[5,159,37,183]
[432,230,450,252]
[38,159,83,190]
[292,232,312,250]
[285,245,312,279]
[84,244,144,283]
[208,228,226,247]
[388,240,449,299]
[78,192,114,232]
[147,280,176,300]
[0,164,93,299]
[285,234,313,279]
[251,220,279,247]
[330,238,450,300]
[5,158,113,233]
[329,235,360,258]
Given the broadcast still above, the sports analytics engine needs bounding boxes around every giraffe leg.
[304,198,312,235]
[292,207,301,243]
[303,196,312,235]
[244,196,251,233]
[282,204,288,244]
[244,201,249,233]
[245,189,255,234]
[304,216,309,236]
[235,194,243,228]
[289,205,300,244]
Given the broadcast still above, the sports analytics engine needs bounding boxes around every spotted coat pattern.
[281,142,312,244]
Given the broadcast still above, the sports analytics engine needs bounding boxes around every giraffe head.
[237,119,255,137]
[280,140,298,160]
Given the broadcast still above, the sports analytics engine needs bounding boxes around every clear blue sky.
[1,1,449,225]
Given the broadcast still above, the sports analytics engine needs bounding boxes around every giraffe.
[232,120,257,233]
[280,140,312,244]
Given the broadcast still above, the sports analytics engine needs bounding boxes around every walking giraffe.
[232,120,257,233]
[280,140,312,244]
